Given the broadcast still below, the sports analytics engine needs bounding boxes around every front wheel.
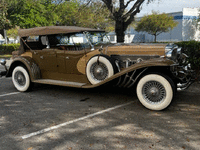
[136,74,175,110]
[12,66,31,92]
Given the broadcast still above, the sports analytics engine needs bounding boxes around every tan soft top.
[18,26,104,37]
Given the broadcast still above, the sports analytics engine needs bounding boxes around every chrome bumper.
[171,62,195,91]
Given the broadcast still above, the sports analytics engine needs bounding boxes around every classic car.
[0,26,194,110]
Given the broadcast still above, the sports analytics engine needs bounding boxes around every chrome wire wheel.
[14,71,26,87]
[142,81,166,104]
[90,62,108,81]
[86,56,114,84]
[136,74,174,110]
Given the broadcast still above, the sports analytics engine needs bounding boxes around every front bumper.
[170,62,195,91]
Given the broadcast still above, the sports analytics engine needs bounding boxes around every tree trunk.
[154,34,157,43]
[115,20,125,43]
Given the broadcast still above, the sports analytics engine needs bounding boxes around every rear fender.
[6,56,41,81]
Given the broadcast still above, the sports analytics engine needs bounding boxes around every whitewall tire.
[136,74,174,110]
[86,56,114,84]
[12,66,31,92]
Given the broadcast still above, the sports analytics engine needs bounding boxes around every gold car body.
[6,26,183,88]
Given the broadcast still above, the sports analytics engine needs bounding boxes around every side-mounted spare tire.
[86,55,116,84]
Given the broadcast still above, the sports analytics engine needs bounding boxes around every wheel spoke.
[90,62,108,81]
[142,80,166,104]
[14,71,26,87]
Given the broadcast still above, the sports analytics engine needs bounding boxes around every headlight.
[166,50,173,58]
[165,44,178,61]
[177,47,182,55]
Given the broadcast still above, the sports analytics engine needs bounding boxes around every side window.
[56,35,69,45]
[26,36,39,42]
[24,36,46,50]
[47,33,90,51]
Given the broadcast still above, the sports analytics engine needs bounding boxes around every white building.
[109,8,200,43]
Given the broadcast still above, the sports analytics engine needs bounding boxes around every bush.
[0,43,20,55]
[176,41,200,80]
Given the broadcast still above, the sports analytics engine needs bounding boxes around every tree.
[101,0,155,42]
[55,1,114,32]
[7,26,19,39]
[77,2,114,31]
[0,0,12,38]
[135,12,178,42]
[7,0,57,28]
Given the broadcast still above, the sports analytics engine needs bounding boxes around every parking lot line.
[0,92,20,97]
[21,101,134,140]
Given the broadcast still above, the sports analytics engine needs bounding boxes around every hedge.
[0,43,20,55]
[176,41,200,79]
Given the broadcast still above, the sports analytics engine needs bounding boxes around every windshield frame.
[83,31,111,47]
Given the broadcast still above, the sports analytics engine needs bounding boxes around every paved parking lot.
[0,64,200,150]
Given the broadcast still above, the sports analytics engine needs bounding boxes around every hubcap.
[90,62,108,81]
[142,81,166,104]
[14,71,26,87]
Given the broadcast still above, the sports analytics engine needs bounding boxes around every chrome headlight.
[165,44,178,61]
[177,47,182,55]
[0,59,6,66]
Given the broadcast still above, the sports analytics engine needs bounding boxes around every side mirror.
[91,45,95,51]
[0,59,6,66]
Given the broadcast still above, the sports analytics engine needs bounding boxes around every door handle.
[40,56,44,59]
[66,56,69,59]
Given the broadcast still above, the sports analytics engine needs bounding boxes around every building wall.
[182,8,200,41]
[109,8,200,43]
[134,8,200,42]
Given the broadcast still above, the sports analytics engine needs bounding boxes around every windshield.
[47,32,110,50]
[84,32,111,45]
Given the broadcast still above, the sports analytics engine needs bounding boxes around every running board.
[33,79,87,88]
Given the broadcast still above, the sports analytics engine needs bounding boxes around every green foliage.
[8,0,57,28]
[55,1,114,31]
[0,0,12,30]
[0,43,20,54]
[55,1,79,26]
[78,2,113,31]
[135,12,178,42]
[2,0,113,31]
[176,41,200,78]
[6,26,19,39]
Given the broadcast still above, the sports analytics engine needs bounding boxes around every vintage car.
[0,26,194,110]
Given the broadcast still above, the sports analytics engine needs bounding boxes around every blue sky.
[137,0,200,17]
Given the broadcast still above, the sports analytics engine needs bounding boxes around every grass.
[0,54,12,58]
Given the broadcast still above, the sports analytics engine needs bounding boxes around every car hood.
[103,43,167,56]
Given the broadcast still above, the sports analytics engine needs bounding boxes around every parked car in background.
[0,39,5,45]
[0,26,195,110]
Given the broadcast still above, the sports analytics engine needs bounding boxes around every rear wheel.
[136,74,175,110]
[12,66,31,92]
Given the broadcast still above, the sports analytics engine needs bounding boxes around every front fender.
[83,58,175,88]
[6,56,41,81]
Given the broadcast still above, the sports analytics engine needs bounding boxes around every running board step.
[33,79,87,88]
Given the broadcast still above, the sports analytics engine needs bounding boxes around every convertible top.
[18,26,104,37]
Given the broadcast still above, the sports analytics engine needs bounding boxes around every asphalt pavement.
[0,64,200,150]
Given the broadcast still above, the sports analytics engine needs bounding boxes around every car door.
[64,50,86,74]
[33,48,57,78]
